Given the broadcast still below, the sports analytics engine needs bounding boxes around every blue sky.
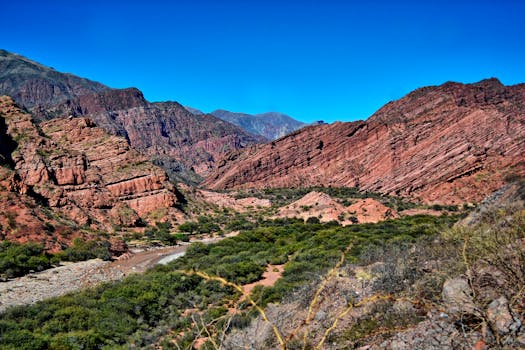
[2,0,524,123]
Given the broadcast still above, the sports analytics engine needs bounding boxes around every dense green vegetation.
[59,238,112,262]
[0,215,459,349]
[0,241,56,279]
[143,222,190,245]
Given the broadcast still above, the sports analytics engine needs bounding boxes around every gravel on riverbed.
[0,259,124,313]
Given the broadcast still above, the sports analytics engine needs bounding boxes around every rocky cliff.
[37,90,266,180]
[0,50,266,183]
[205,79,525,204]
[0,96,184,243]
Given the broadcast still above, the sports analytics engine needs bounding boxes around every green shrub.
[62,238,111,262]
[0,241,53,278]
[0,214,460,349]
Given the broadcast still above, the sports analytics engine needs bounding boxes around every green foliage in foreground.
[0,215,458,349]
[59,238,112,262]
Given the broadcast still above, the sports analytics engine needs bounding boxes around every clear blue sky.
[2,0,524,123]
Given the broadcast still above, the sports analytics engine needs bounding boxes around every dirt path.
[107,246,188,275]
[241,264,285,299]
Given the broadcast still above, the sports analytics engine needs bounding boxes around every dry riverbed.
[0,233,239,313]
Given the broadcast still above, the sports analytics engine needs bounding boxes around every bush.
[444,205,525,301]
[62,238,112,262]
[0,214,460,349]
[144,222,181,245]
[0,241,53,278]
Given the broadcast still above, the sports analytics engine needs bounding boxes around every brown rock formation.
[36,89,266,182]
[195,189,271,213]
[274,191,398,224]
[205,79,525,204]
[0,96,184,239]
[346,198,399,224]
[275,191,346,223]
[0,50,266,184]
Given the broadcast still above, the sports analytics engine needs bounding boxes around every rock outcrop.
[205,79,525,204]
[0,50,266,183]
[0,96,184,244]
[274,191,398,224]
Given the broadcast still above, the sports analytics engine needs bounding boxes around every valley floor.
[0,233,239,313]
[0,259,121,313]
[0,246,183,312]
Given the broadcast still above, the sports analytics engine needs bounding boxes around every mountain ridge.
[0,50,265,183]
[209,109,306,140]
[0,96,186,249]
[204,78,525,204]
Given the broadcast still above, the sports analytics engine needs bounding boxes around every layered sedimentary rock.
[0,96,184,238]
[0,50,265,183]
[40,91,266,180]
[205,79,525,204]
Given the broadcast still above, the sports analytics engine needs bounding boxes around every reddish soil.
[242,264,285,299]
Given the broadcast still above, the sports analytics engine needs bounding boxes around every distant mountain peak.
[0,49,266,184]
[209,109,306,140]
[205,78,525,205]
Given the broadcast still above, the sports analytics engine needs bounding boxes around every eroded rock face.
[0,50,266,184]
[37,89,266,182]
[205,79,525,204]
[0,96,184,236]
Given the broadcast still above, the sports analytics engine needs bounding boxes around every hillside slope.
[39,89,265,180]
[205,79,525,204]
[0,50,265,183]
[211,109,306,140]
[0,96,184,244]
[0,49,108,108]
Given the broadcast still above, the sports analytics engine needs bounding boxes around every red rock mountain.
[37,88,266,182]
[205,79,525,204]
[0,50,265,183]
[0,96,184,248]
[0,49,108,108]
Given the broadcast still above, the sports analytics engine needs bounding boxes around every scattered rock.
[486,296,521,336]
[442,277,479,316]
